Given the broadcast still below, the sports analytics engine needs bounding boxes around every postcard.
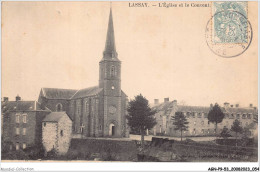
[1,1,258,171]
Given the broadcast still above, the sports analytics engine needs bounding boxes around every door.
[109,123,115,136]
[112,126,115,136]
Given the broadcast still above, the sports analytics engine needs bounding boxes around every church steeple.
[103,7,118,60]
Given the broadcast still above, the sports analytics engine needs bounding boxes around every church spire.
[103,6,118,60]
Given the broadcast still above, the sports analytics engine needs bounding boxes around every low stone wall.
[68,138,137,161]
[138,137,258,162]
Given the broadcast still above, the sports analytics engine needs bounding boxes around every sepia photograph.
[1,1,259,171]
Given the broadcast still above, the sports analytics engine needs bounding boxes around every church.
[38,8,129,138]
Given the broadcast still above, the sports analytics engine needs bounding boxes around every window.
[192,113,195,118]
[242,114,246,119]
[80,124,85,133]
[201,129,204,133]
[230,113,234,119]
[22,114,27,123]
[236,114,240,119]
[16,128,20,135]
[99,125,102,130]
[43,122,46,127]
[193,129,196,134]
[16,143,19,150]
[186,112,190,118]
[77,107,80,114]
[85,102,89,115]
[247,114,251,119]
[198,113,202,118]
[22,143,26,149]
[23,128,26,135]
[56,103,62,112]
[16,114,20,123]
[60,130,63,136]
[110,66,116,77]
[226,113,229,119]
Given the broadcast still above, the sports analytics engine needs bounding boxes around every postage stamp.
[213,2,248,44]
[205,2,253,58]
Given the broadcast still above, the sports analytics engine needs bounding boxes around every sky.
[2,1,258,107]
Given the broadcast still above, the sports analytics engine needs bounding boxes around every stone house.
[152,99,257,137]
[42,112,72,155]
[1,96,50,151]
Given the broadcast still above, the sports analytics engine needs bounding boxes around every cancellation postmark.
[205,2,252,58]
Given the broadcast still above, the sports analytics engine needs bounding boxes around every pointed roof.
[71,86,103,99]
[1,100,45,111]
[41,88,78,99]
[102,7,119,61]
[42,112,71,122]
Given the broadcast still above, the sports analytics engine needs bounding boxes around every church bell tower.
[99,7,122,137]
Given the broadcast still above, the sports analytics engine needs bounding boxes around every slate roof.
[41,86,103,100]
[152,101,174,111]
[1,101,44,111]
[42,88,77,99]
[42,112,69,122]
[152,101,256,114]
[223,107,256,114]
[177,105,210,112]
[71,86,103,99]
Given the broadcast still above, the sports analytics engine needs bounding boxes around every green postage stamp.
[205,1,252,57]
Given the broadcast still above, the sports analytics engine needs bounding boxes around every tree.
[208,103,225,139]
[126,94,157,149]
[231,119,243,147]
[171,112,189,141]
[241,127,250,147]
[220,126,231,145]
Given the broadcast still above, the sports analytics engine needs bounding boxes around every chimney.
[16,95,21,101]
[249,104,253,108]
[230,105,234,108]
[224,102,230,108]
[173,100,177,106]
[235,104,239,108]
[154,99,159,105]
[164,98,169,103]
[3,97,8,102]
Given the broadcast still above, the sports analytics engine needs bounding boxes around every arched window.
[56,103,62,112]
[110,66,116,77]
[85,101,89,115]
